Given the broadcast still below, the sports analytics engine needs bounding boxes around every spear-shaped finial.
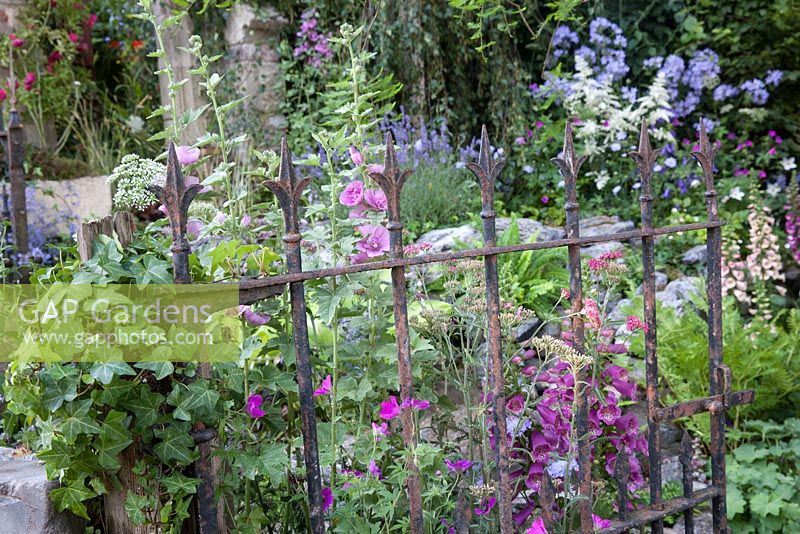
[551,120,587,203]
[466,125,506,214]
[264,138,311,238]
[691,118,719,191]
[149,142,202,253]
[628,119,660,198]
[369,131,413,226]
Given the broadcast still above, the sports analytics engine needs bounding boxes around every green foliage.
[629,297,800,442]
[726,418,800,532]
[496,219,568,318]
[399,163,479,239]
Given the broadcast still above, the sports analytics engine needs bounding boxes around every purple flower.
[740,78,769,105]
[186,219,204,237]
[506,394,525,414]
[240,214,252,227]
[592,514,612,528]
[356,225,390,258]
[175,145,201,165]
[526,517,548,534]
[372,421,389,441]
[245,394,266,418]
[349,204,367,219]
[349,146,364,166]
[474,497,496,516]
[712,84,740,102]
[322,487,333,512]
[367,163,385,175]
[514,136,526,145]
[363,189,387,211]
[339,180,364,207]
[541,195,549,205]
[239,305,271,326]
[401,398,430,411]
[313,374,331,397]
[765,69,783,86]
[368,459,383,479]
[444,458,472,472]
[380,396,401,420]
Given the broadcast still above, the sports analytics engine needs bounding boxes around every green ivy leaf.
[125,491,150,525]
[160,472,198,495]
[128,389,166,428]
[178,380,220,420]
[89,362,136,385]
[37,440,71,472]
[135,361,174,381]
[50,480,96,519]
[41,373,79,411]
[98,411,133,470]
[154,422,197,465]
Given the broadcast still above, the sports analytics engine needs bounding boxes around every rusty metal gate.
[151,117,754,534]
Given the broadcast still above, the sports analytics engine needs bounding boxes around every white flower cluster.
[563,56,674,189]
[188,201,218,222]
[107,154,166,212]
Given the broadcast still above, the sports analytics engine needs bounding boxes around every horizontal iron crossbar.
[656,390,755,422]
[597,486,722,534]
[237,220,725,304]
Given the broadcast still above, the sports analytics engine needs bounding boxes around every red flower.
[87,14,98,29]
[131,39,144,50]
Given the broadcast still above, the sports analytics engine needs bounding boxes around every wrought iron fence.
[0,108,28,266]
[107,118,755,533]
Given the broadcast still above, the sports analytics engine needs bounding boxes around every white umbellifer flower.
[107,154,166,211]
[125,115,145,134]
[782,157,797,171]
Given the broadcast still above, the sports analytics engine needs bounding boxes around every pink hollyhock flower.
[356,225,390,258]
[379,395,401,420]
[245,394,266,418]
[23,72,36,91]
[186,219,204,237]
[592,514,611,528]
[474,497,496,516]
[322,487,333,512]
[240,214,252,227]
[368,459,382,478]
[313,374,332,397]
[444,458,472,472]
[175,145,201,165]
[363,189,387,211]
[339,180,364,207]
[68,32,79,43]
[349,203,366,219]
[506,394,525,414]
[9,34,24,48]
[349,146,364,166]
[527,517,548,534]
[371,421,389,441]
[367,163,384,175]
[239,305,271,326]
[626,315,648,333]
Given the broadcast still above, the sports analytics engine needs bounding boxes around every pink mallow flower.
[313,374,332,397]
[527,517,548,534]
[339,180,364,207]
[592,514,612,528]
[240,214,252,227]
[363,189,387,211]
[349,146,364,166]
[175,145,201,165]
[379,395,401,420]
[372,421,389,441]
[356,224,390,258]
[245,394,266,418]
[367,163,384,175]
[401,398,430,411]
[474,497,496,516]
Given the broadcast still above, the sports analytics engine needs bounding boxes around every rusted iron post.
[629,119,664,534]
[551,120,592,532]
[465,125,513,533]
[263,139,325,534]
[369,132,424,534]
[691,121,728,534]
[614,452,630,522]
[540,470,559,530]
[679,430,695,533]
[149,142,223,534]
[7,109,28,261]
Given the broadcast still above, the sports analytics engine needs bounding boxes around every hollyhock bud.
[339,180,364,207]
[175,145,201,165]
[348,146,364,166]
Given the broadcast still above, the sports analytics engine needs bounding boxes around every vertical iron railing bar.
[466,125,513,533]
[680,430,695,533]
[149,142,221,534]
[8,108,28,278]
[629,119,664,534]
[691,121,728,534]
[615,451,630,523]
[262,139,325,534]
[551,120,592,532]
[369,132,424,533]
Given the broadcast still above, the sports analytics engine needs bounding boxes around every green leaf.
[750,493,784,517]
[135,361,174,380]
[98,411,133,470]
[161,472,198,495]
[314,284,351,325]
[90,362,136,385]
[125,491,150,525]
[727,484,746,517]
[37,440,71,471]
[42,373,79,411]
[260,443,289,482]
[178,380,220,420]
[154,422,197,465]
[128,389,166,428]
[50,480,96,519]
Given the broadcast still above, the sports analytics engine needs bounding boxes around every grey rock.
[661,453,682,483]
[657,276,703,315]
[514,317,543,343]
[579,215,635,238]
[636,272,669,295]
[581,241,623,258]
[607,298,632,338]
[682,244,707,265]
[673,511,713,534]
[495,218,565,243]
[417,225,481,253]
[0,449,84,533]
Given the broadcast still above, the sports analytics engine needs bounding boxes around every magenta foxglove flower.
[363,189,387,211]
[68,32,79,43]
[356,225,390,258]
[444,458,472,472]
[175,145,201,165]
[313,374,332,397]
[349,146,364,166]
[474,497,496,516]
[322,487,333,512]
[592,514,611,528]
[371,421,389,441]
[23,72,36,91]
[368,459,382,479]
[379,395,401,420]
[339,180,364,207]
[367,163,384,175]
[245,394,266,418]
[526,517,548,534]
[506,394,525,414]
[239,305,271,326]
